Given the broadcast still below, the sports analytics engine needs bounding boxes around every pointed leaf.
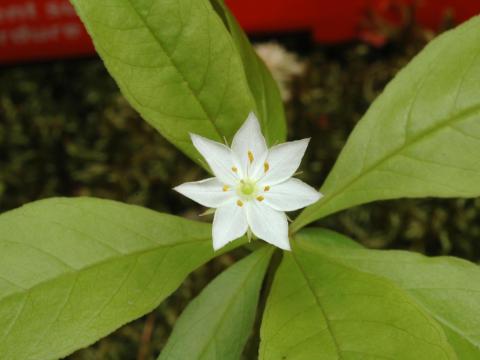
[260,228,460,359]
[261,227,480,359]
[70,0,257,166]
[295,228,480,358]
[159,246,273,360]
[293,16,480,230]
[0,198,228,360]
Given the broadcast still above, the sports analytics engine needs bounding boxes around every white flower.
[174,113,322,251]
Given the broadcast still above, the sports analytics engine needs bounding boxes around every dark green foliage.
[0,60,205,216]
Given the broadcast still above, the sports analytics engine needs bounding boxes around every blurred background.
[1,0,480,359]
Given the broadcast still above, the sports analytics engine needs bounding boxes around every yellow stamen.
[232,166,238,173]
[256,196,264,202]
[264,162,269,173]
[248,151,254,163]
[222,185,230,192]
[264,186,270,192]
[236,200,244,207]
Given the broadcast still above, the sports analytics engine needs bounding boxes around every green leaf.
[261,229,480,359]
[293,16,480,231]
[159,246,273,360]
[70,0,284,167]
[0,198,226,360]
[209,0,287,144]
[295,227,362,249]
[259,228,466,359]
[297,228,480,358]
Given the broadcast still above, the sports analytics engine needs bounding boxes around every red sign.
[0,0,93,63]
[226,0,480,43]
[0,0,479,64]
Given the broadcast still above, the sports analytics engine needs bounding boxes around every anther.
[222,185,230,192]
[256,196,264,202]
[264,162,269,173]
[248,151,254,163]
[264,186,270,192]
[236,200,244,207]
[232,166,238,173]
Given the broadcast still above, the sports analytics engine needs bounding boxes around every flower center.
[241,182,255,195]
[237,179,257,200]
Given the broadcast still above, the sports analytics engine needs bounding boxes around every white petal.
[174,178,234,208]
[263,178,322,212]
[259,138,310,186]
[191,134,238,185]
[245,201,290,250]
[212,202,248,250]
[231,112,268,176]
[248,151,268,181]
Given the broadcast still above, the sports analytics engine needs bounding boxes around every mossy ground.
[1,22,479,359]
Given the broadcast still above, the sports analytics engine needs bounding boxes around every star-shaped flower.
[174,113,322,251]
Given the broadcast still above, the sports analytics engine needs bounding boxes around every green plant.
[1,1,480,359]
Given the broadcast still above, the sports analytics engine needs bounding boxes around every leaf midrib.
[195,248,271,360]
[0,238,209,305]
[292,102,480,231]
[297,239,476,355]
[121,0,225,140]
[293,251,454,359]
[290,252,343,359]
